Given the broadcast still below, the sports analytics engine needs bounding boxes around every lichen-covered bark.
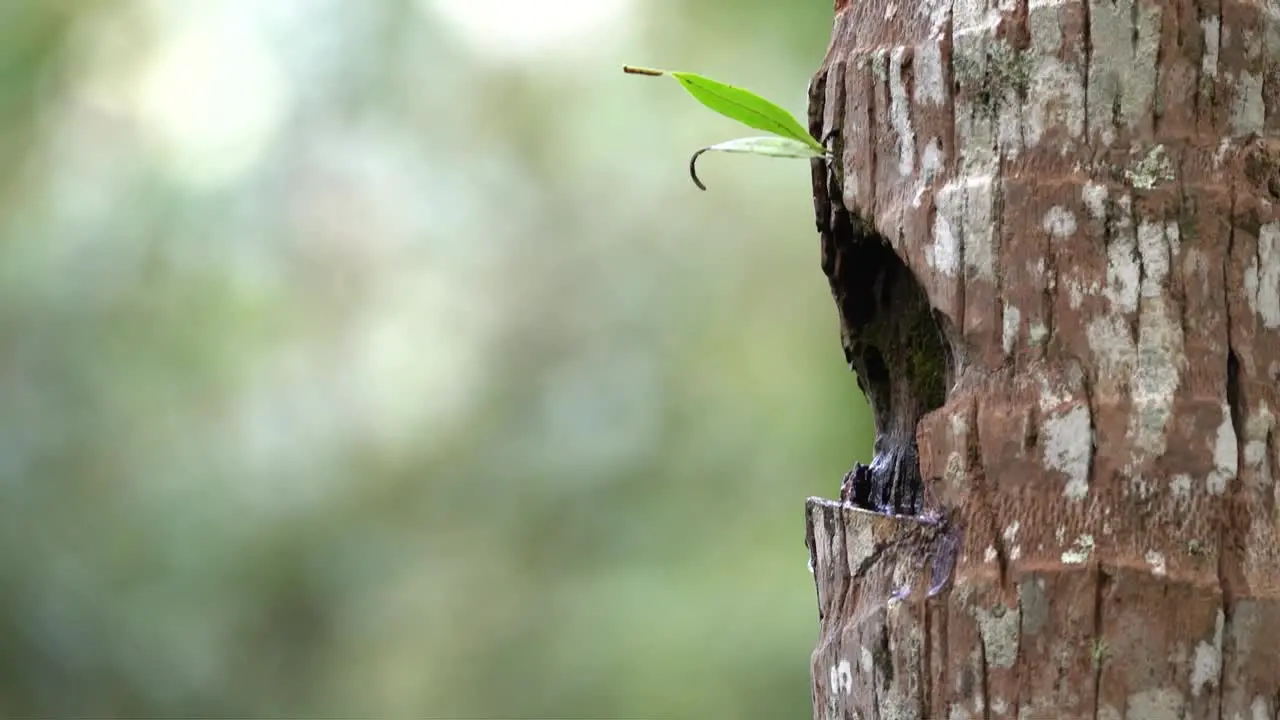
[805,1,1280,718]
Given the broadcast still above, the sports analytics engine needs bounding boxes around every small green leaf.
[623,65,824,154]
[688,136,824,190]
[670,72,823,152]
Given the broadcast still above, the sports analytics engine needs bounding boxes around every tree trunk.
[803,0,1280,718]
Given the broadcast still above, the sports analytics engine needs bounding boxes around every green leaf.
[623,65,824,154]
[688,137,824,190]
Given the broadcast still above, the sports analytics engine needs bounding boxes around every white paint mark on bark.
[889,47,916,177]
[1003,303,1021,353]
[1251,695,1272,720]
[1190,609,1224,696]
[1083,181,1107,219]
[1043,405,1093,499]
[1145,550,1167,576]
[1231,70,1265,135]
[1207,402,1238,495]
[1043,206,1077,237]
[984,545,997,563]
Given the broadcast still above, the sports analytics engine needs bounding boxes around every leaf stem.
[622,65,665,77]
[688,148,710,191]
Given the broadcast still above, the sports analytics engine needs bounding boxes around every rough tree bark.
[803,0,1280,718]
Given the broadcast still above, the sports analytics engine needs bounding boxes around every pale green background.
[0,0,874,716]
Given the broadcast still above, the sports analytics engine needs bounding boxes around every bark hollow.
[804,1,1280,718]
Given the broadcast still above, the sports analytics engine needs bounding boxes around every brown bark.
[804,1,1280,718]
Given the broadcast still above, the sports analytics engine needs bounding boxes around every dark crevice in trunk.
[811,59,953,519]
[823,207,953,517]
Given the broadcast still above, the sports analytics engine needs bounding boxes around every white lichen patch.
[1127,688,1187,720]
[921,137,944,181]
[1104,222,1140,314]
[1029,323,1049,346]
[1201,16,1220,79]
[1088,0,1161,138]
[1243,404,1276,481]
[916,40,946,106]
[831,658,854,696]
[1145,550,1167,576]
[1083,181,1108,220]
[1025,34,1085,144]
[1067,279,1084,309]
[964,176,997,281]
[1003,302,1022,353]
[984,545,998,563]
[929,184,964,276]
[1251,695,1272,720]
[1043,206,1077,237]
[860,646,873,674]
[846,519,876,574]
[1214,138,1232,167]
[1087,316,1137,392]
[1231,70,1265,136]
[1206,402,1238,495]
[1189,609,1224,697]
[1003,520,1021,544]
[1043,405,1093,499]
[1126,145,1176,189]
[1171,473,1193,499]
[1061,534,1094,564]
[972,603,1021,668]
[1003,520,1022,560]
[889,46,916,177]
[1127,219,1184,467]
[1250,221,1280,328]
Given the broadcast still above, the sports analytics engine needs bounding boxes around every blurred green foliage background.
[1,0,874,716]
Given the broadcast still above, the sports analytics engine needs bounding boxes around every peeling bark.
[805,1,1280,718]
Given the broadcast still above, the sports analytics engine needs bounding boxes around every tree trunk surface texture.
[804,0,1280,718]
